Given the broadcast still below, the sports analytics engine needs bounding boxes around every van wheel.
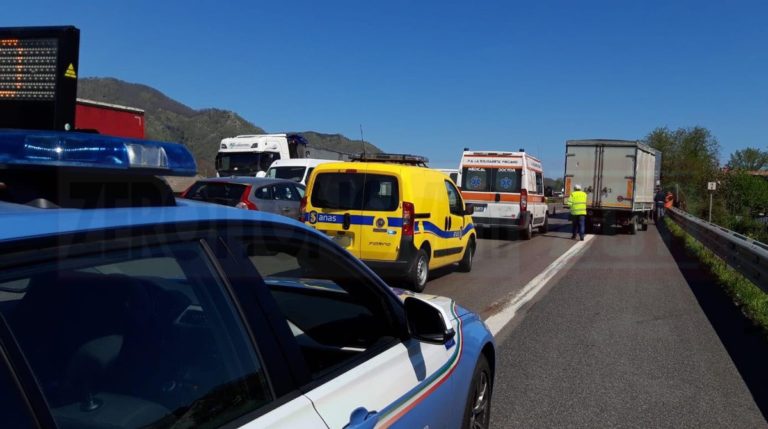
[408,249,429,292]
[538,214,549,233]
[458,238,475,272]
[521,220,533,240]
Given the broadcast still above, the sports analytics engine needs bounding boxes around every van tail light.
[235,185,258,210]
[299,196,308,222]
[520,188,528,212]
[402,201,415,236]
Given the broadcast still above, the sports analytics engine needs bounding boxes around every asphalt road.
[424,214,768,428]
[424,212,578,320]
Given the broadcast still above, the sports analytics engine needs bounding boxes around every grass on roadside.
[664,217,768,335]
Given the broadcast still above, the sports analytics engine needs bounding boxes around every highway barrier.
[667,207,768,292]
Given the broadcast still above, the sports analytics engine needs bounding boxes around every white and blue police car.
[0,130,495,429]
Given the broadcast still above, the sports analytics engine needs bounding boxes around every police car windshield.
[311,173,399,211]
[462,167,522,193]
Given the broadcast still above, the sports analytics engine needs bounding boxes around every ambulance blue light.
[0,130,197,176]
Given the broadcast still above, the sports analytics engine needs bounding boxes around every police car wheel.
[409,249,429,292]
[462,355,492,429]
[458,239,474,272]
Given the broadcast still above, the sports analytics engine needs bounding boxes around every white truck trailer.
[563,139,660,234]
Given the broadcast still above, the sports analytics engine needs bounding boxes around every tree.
[723,170,768,217]
[645,126,721,217]
[727,147,768,171]
[544,177,564,191]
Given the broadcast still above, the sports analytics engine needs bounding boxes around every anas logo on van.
[376,218,385,228]
[316,213,339,224]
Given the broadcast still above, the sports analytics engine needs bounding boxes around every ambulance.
[457,150,548,239]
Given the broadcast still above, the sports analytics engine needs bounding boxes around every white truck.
[563,139,660,234]
[216,134,310,177]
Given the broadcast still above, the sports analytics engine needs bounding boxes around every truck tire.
[642,215,649,231]
[628,216,638,235]
[538,214,549,234]
[408,249,429,292]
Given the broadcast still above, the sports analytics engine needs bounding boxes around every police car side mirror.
[464,204,474,216]
[404,297,455,345]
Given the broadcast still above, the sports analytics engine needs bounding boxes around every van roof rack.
[351,153,429,166]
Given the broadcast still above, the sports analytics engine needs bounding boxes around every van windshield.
[311,173,399,211]
[266,166,306,182]
[462,168,522,193]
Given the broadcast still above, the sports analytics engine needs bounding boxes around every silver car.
[181,177,305,219]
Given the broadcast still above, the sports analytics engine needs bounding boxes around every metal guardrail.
[667,207,768,292]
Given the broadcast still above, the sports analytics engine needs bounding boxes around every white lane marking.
[485,234,596,336]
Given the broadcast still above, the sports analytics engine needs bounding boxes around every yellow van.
[302,154,476,291]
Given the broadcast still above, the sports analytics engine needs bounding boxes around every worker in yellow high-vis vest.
[568,184,588,241]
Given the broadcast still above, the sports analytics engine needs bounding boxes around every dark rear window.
[311,173,399,211]
[462,168,522,193]
[184,181,247,207]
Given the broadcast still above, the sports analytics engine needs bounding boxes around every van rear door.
[307,168,367,256]
[359,171,402,262]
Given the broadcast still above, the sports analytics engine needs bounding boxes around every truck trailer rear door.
[596,145,635,209]
[564,145,598,206]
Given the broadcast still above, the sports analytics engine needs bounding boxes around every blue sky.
[5,1,767,173]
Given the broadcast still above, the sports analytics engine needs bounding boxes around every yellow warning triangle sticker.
[64,63,77,79]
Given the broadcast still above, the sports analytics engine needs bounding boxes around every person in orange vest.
[568,184,588,241]
[664,191,674,210]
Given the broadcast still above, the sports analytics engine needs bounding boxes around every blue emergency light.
[0,130,197,176]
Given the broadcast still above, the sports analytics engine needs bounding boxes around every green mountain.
[77,77,380,174]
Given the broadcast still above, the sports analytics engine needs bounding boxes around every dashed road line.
[485,234,596,336]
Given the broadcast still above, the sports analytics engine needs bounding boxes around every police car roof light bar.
[0,130,197,176]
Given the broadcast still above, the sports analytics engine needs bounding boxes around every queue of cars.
[202,149,551,290]
[0,130,496,429]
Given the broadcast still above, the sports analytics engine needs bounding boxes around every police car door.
[235,232,459,429]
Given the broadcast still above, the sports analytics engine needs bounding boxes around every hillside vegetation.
[77,78,379,174]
